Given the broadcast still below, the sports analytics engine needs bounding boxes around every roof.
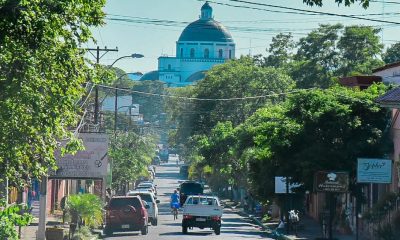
[339,75,382,89]
[375,87,400,106]
[178,19,234,42]
[373,61,400,73]
[186,71,206,82]
[201,2,212,10]
[140,70,159,81]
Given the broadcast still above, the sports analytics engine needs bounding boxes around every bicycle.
[171,202,179,220]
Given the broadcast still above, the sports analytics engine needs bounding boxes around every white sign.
[50,133,109,179]
[357,158,392,184]
[275,177,302,194]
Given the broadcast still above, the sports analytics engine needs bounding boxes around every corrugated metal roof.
[376,87,400,104]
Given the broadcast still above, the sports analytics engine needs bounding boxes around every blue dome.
[140,70,159,81]
[178,19,234,42]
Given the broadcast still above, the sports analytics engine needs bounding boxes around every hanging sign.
[50,133,109,179]
[357,158,392,184]
[314,171,349,193]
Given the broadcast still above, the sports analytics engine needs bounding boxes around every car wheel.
[141,224,148,235]
[182,226,188,234]
[214,226,221,235]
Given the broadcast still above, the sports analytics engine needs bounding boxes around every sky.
[89,0,400,74]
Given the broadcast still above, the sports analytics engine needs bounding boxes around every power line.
[94,83,315,101]
[211,0,400,25]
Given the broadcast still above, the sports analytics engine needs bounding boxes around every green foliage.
[71,226,98,240]
[0,0,106,186]
[383,43,400,64]
[0,200,32,239]
[303,0,369,8]
[67,194,103,229]
[263,33,295,69]
[110,132,156,190]
[132,80,166,122]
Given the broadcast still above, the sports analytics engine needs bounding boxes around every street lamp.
[109,53,144,68]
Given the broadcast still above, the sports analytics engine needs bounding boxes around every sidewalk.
[222,199,355,240]
[20,215,68,240]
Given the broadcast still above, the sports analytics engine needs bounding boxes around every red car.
[104,196,149,236]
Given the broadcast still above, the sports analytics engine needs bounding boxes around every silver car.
[127,190,160,226]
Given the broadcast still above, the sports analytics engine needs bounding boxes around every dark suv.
[179,181,204,206]
[104,196,149,236]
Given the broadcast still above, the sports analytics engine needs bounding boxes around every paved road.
[104,159,268,239]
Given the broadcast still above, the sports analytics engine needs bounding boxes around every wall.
[373,65,400,84]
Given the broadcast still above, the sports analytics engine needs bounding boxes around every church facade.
[140,2,235,87]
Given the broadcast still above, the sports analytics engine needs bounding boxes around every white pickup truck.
[181,195,223,235]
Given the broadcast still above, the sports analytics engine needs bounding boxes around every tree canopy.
[303,0,369,7]
[0,0,106,186]
[383,42,400,64]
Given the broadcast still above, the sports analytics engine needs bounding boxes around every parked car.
[179,164,189,178]
[136,181,157,195]
[179,181,204,206]
[137,182,157,195]
[182,195,223,235]
[104,196,149,236]
[127,191,160,226]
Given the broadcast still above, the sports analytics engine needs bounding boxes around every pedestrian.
[60,196,68,224]
[106,188,112,204]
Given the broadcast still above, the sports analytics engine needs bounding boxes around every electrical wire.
[94,83,315,101]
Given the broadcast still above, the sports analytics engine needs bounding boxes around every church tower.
[201,2,213,20]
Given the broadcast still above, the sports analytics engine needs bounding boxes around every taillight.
[141,208,146,218]
[211,216,221,221]
[183,215,193,220]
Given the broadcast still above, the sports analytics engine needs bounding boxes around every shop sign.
[275,177,302,194]
[50,133,108,179]
[357,158,392,184]
[314,171,349,193]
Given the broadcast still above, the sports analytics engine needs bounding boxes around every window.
[229,50,232,59]
[180,48,183,58]
[218,49,223,58]
[204,48,209,58]
[190,48,195,58]
[168,64,171,70]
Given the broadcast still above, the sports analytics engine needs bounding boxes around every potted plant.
[66,194,103,237]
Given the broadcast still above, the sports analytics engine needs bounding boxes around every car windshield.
[109,198,141,209]
[138,184,153,188]
[186,197,218,206]
[180,182,203,195]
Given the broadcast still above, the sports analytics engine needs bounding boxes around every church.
[140,2,236,87]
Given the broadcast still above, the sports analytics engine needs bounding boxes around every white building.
[140,2,235,87]
[373,61,400,84]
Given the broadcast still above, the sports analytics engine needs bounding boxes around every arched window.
[190,48,195,58]
[218,49,223,58]
[204,48,210,58]
[229,50,232,59]
[180,48,183,58]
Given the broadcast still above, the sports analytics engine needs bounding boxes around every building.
[140,2,235,87]
[373,61,400,84]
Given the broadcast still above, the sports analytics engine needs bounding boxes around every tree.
[189,56,295,136]
[246,85,390,199]
[110,132,156,193]
[0,200,32,240]
[383,42,400,64]
[293,24,343,88]
[131,80,166,122]
[337,25,384,76]
[263,33,295,69]
[303,0,369,7]
[0,0,106,186]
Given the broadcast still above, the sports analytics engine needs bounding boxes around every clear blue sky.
[89,0,400,74]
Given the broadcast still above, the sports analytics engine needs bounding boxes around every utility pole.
[86,46,118,126]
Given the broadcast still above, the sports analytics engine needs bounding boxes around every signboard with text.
[275,177,302,194]
[357,158,392,184]
[50,133,109,179]
[314,171,349,193]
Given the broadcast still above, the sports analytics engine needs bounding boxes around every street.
[104,160,268,240]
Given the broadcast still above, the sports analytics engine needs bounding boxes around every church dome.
[178,2,233,43]
[178,20,233,42]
